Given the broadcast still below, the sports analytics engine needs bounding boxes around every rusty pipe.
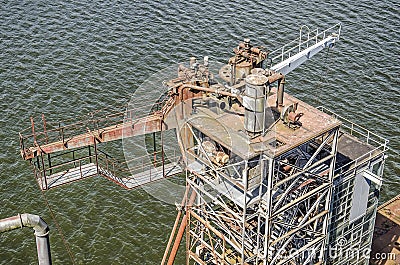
[166,214,187,265]
[179,84,243,105]
[181,84,239,98]
[161,211,182,265]
[161,186,190,265]
[277,76,285,109]
[264,72,286,109]
[166,190,197,265]
[0,214,52,265]
[266,72,284,84]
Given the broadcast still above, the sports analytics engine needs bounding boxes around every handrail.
[19,96,171,148]
[43,154,97,172]
[269,23,341,64]
[316,106,389,174]
[316,106,389,148]
[299,25,311,52]
[97,149,180,178]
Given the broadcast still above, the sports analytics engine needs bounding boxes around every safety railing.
[19,96,172,156]
[97,148,181,189]
[269,23,341,65]
[32,145,98,190]
[317,106,389,174]
[317,106,388,149]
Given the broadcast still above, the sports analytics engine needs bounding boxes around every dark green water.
[0,0,399,264]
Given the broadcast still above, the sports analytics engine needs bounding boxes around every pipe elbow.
[267,72,285,84]
[21,213,49,237]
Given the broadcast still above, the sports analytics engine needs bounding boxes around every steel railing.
[269,23,342,65]
[19,96,172,153]
[317,106,389,174]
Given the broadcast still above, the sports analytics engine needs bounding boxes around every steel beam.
[23,114,162,159]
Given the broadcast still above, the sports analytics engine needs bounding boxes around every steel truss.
[184,121,340,265]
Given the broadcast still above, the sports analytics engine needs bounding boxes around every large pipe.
[276,75,285,109]
[0,214,52,265]
[166,214,188,265]
[161,186,190,265]
[166,190,197,265]
[161,210,182,265]
[180,84,241,99]
[266,72,284,84]
[264,72,285,109]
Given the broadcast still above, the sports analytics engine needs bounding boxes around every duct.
[0,214,52,265]
[266,72,284,84]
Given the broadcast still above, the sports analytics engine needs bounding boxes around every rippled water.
[1,0,399,264]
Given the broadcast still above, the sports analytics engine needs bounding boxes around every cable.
[37,182,76,265]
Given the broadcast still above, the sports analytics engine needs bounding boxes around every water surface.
[0,0,399,264]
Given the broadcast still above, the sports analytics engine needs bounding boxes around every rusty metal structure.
[19,23,389,264]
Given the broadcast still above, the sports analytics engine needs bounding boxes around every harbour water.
[0,1,399,264]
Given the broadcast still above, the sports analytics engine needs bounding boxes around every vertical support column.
[93,136,99,174]
[255,155,267,264]
[193,170,204,263]
[186,195,191,265]
[241,160,249,264]
[161,121,165,176]
[88,145,92,163]
[186,173,190,265]
[35,155,44,190]
[263,156,274,264]
[153,132,157,164]
[177,88,194,166]
[321,128,339,262]
[47,154,52,176]
[40,154,48,190]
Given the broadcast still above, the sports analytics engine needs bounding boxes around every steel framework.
[18,23,389,265]
[180,88,341,264]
